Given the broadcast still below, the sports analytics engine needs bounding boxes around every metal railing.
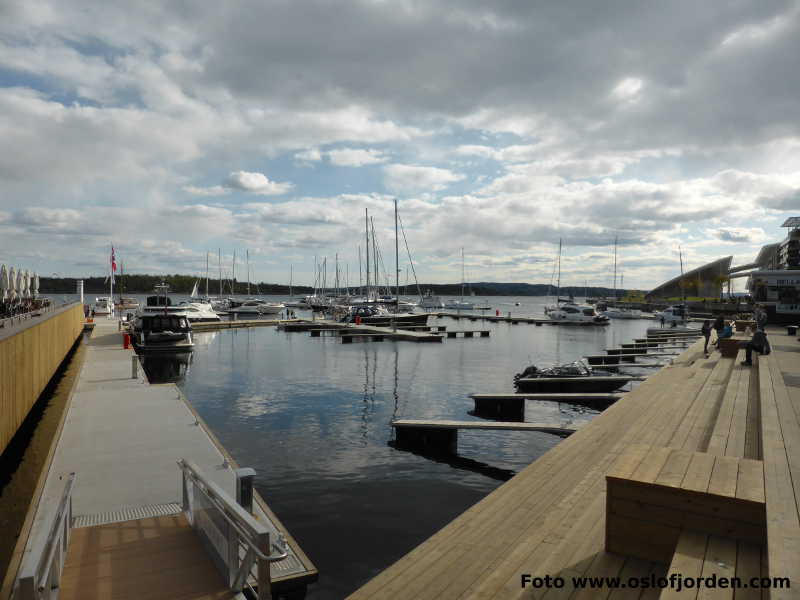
[16,473,75,600]
[177,459,288,600]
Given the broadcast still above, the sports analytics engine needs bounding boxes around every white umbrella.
[0,264,7,302]
[33,272,39,297]
[19,269,28,299]
[8,266,16,303]
[23,269,30,299]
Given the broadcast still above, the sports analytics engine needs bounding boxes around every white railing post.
[131,355,138,379]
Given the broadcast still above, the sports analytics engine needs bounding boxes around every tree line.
[38,274,629,297]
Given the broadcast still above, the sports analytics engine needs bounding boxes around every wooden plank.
[655,449,695,488]
[59,514,236,600]
[735,458,765,504]
[630,446,673,483]
[471,393,623,401]
[607,480,765,527]
[681,452,716,493]
[660,530,707,600]
[734,541,763,600]
[696,535,737,600]
[708,455,740,498]
[391,419,581,434]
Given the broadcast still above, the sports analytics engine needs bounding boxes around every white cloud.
[611,77,644,102]
[224,171,293,195]
[383,164,465,193]
[327,148,389,167]
[183,185,230,196]
[294,148,322,163]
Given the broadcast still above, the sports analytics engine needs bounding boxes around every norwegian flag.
[111,246,117,282]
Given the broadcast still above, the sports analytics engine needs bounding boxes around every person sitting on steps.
[742,327,770,366]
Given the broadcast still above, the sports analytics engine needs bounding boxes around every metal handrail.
[177,459,288,599]
[17,473,75,600]
[176,459,288,561]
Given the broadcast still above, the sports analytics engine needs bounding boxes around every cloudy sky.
[2,1,800,291]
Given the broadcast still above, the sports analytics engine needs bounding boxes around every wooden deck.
[348,331,800,599]
[60,514,236,600]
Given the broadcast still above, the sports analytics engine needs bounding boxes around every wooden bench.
[718,336,742,358]
[757,351,800,598]
[606,444,766,564]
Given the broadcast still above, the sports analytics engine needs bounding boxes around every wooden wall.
[0,304,84,455]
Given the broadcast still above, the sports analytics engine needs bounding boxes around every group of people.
[699,305,770,365]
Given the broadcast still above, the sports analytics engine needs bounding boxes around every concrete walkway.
[18,318,315,595]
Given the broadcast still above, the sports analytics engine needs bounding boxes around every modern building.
[645,256,733,301]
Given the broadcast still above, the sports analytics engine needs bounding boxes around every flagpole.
[109,244,114,319]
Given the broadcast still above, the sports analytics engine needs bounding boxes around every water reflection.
[141,352,193,383]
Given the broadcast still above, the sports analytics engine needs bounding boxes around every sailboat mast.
[613,235,618,301]
[218,248,222,297]
[556,238,562,300]
[460,248,465,300]
[335,253,339,296]
[232,250,236,295]
[246,249,250,296]
[395,198,399,307]
[365,209,370,297]
[679,246,685,303]
[289,265,293,297]
[205,253,209,298]
[371,217,378,294]
[358,245,362,297]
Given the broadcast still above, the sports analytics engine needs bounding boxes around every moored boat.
[513,360,635,393]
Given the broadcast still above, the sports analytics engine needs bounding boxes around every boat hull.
[515,378,630,393]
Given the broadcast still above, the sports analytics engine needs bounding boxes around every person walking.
[742,327,770,366]
[712,315,725,348]
[701,319,712,355]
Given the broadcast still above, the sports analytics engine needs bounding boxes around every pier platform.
[349,328,799,599]
[9,319,316,599]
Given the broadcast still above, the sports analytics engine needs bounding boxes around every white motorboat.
[93,297,113,315]
[547,302,610,325]
[228,299,285,315]
[654,304,689,324]
[132,285,194,352]
[178,300,221,322]
[602,307,643,319]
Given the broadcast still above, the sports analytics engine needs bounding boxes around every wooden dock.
[348,329,800,599]
[471,393,622,416]
[281,319,443,342]
[392,419,582,453]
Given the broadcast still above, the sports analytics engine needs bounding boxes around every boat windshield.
[145,316,188,330]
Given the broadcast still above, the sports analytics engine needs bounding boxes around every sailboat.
[601,236,641,319]
[444,248,474,310]
[545,240,609,324]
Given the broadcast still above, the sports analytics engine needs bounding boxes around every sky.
[2,1,800,292]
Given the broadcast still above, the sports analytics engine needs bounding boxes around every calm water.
[128,296,663,598]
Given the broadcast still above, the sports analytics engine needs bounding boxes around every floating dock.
[7,319,316,600]
[392,419,583,454]
[349,328,800,599]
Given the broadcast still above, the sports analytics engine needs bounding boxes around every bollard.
[508,311,511,319]
[496,309,500,316]
[131,355,138,379]
[235,468,256,514]
[123,333,131,349]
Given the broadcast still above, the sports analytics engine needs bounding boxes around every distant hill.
[39,275,628,297]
